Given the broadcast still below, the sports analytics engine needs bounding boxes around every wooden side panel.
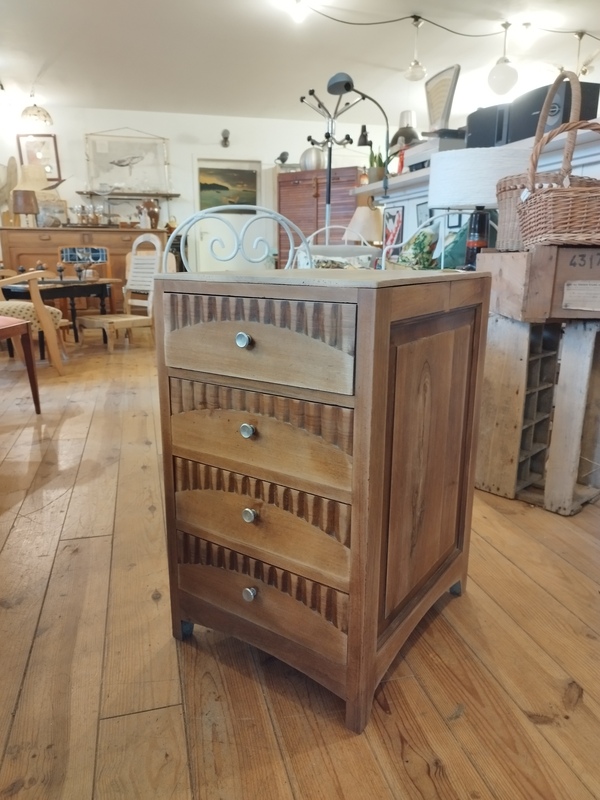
[477,249,554,322]
[475,314,530,497]
[164,294,357,394]
[580,330,600,488]
[545,322,600,514]
[381,309,473,623]
[170,380,353,501]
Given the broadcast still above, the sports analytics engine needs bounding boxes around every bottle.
[464,208,489,271]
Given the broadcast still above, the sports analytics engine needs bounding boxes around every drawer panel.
[170,379,354,501]
[164,293,356,395]
[177,534,348,665]
[174,460,351,592]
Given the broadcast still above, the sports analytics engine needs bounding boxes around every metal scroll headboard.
[163,205,312,272]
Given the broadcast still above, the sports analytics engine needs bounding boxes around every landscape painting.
[198,165,258,212]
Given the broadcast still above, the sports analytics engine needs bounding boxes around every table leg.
[19,331,41,414]
[100,288,108,344]
[69,297,79,343]
[39,331,46,361]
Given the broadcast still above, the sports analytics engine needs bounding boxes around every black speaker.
[507,81,600,144]
[466,104,510,148]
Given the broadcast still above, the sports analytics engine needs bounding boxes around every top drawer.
[163,293,357,395]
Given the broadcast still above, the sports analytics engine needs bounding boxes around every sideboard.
[0,227,168,311]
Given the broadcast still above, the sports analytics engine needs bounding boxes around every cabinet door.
[277,173,319,266]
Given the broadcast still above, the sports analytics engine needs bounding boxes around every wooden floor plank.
[477,492,600,584]
[256,651,398,800]
[468,533,600,708]
[472,495,600,633]
[0,537,111,799]
[100,360,180,718]
[402,611,595,800]
[440,581,600,798]
[95,706,192,800]
[180,629,295,800]
[367,676,496,799]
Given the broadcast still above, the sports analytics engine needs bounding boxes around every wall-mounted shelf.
[76,191,180,199]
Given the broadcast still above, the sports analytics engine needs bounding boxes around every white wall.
[0,99,387,229]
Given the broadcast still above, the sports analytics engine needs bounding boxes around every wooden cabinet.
[277,167,360,265]
[0,226,167,311]
[155,269,490,732]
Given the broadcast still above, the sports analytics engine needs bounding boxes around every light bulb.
[405,60,427,81]
[488,57,518,94]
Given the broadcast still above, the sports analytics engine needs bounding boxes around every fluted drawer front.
[164,293,356,395]
[174,459,351,592]
[177,534,348,665]
[170,379,354,502]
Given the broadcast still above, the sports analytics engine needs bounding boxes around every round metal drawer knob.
[235,331,253,349]
[241,508,258,523]
[242,587,257,602]
[239,423,256,439]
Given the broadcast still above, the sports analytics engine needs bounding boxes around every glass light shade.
[488,57,518,95]
[21,103,53,126]
[405,60,427,82]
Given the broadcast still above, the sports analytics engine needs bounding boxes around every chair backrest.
[122,233,163,317]
[58,246,111,277]
[163,205,311,271]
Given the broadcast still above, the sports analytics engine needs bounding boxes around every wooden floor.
[1,333,599,800]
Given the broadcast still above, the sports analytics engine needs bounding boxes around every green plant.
[369,148,384,168]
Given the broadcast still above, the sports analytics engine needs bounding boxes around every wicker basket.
[517,119,600,249]
[495,71,589,252]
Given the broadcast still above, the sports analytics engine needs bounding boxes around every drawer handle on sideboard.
[235,331,253,349]
[242,587,257,602]
[239,423,256,439]
[241,508,258,523]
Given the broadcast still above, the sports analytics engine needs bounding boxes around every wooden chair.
[0,271,65,375]
[77,233,162,353]
[0,315,41,412]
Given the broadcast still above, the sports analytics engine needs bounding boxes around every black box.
[507,81,600,143]
[466,104,510,148]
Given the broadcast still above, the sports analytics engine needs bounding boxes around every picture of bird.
[109,155,144,175]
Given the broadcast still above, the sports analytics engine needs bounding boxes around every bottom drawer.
[177,532,348,666]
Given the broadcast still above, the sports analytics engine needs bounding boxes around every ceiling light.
[405,16,427,82]
[21,93,53,127]
[488,22,518,95]
[274,0,310,23]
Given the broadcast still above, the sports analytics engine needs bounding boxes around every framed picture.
[448,213,462,229]
[85,132,169,193]
[17,134,61,182]
[36,197,69,227]
[416,202,429,227]
[198,160,260,213]
[384,205,404,252]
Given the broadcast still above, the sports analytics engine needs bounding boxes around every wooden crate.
[476,314,600,515]
[478,246,600,322]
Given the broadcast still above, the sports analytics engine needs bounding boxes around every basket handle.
[532,71,582,178]
[527,119,600,192]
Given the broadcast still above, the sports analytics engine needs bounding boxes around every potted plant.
[368,149,385,183]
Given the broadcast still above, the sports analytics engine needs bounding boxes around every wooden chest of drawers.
[155,269,490,732]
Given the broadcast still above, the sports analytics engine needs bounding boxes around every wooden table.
[0,315,40,413]
[2,278,121,344]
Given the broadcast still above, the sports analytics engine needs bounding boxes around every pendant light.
[405,16,427,82]
[488,22,518,95]
[21,90,53,127]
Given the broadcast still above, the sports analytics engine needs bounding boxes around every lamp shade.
[21,103,53,126]
[428,147,530,209]
[346,206,384,244]
[11,189,39,215]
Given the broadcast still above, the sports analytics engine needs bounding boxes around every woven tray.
[517,119,600,249]
[495,71,587,252]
